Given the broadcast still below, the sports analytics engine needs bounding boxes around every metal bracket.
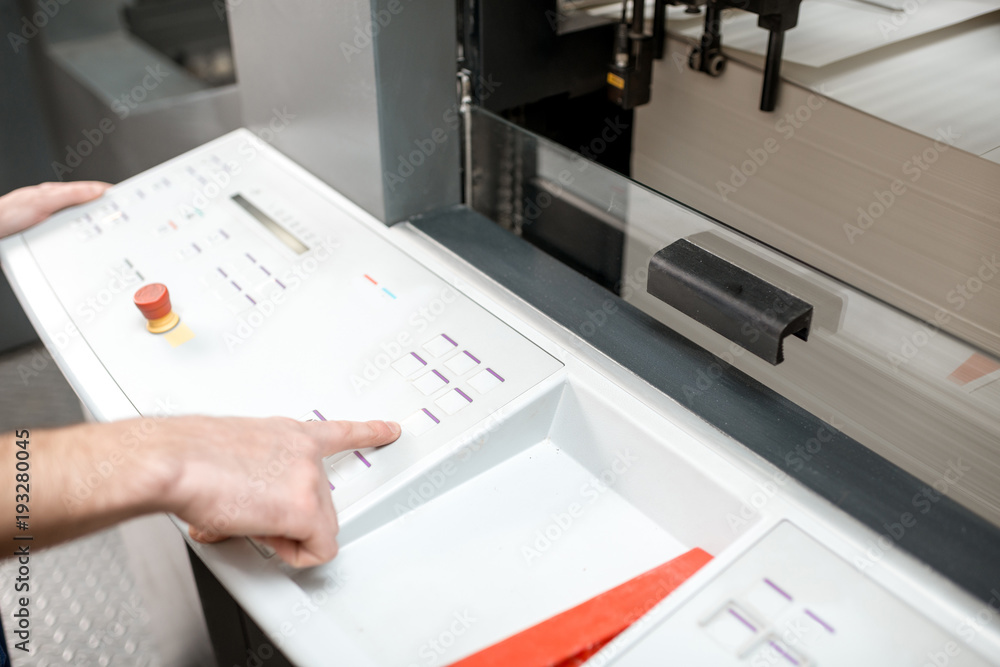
[647,239,812,364]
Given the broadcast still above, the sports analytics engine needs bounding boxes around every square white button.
[393,352,427,378]
[745,579,793,620]
[444,350,479,375]
[224,292,254,315]
[401,409,439,436]
[468,369,503,394]
[423,334,457,357]
[200,266,232,287]
[436,389,473,415]
[331,452,369,481]
[413,370,448,395]
[705,604,759,653]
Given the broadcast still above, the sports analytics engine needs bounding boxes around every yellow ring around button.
[146,311,180,333]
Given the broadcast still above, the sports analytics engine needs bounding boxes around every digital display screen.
[231,193,309,255]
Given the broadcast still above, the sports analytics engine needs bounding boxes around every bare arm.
[0,181,111,238]
[1,417,400,566]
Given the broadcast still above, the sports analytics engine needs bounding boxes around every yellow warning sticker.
[165,322,196,348]
[607,72,625,89]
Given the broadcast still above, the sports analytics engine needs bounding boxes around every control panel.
[12,129,563,512]
[615,522,992,666]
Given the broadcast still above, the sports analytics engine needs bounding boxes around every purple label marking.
[260,266,271,276]
[217,267,228,278]
[764,578,793,601]
[441,333,458,347]
[192,243,202,253]
[727,608,757,633]
[804,609,835,633]
[245,295,257,305]
[245,252,257,263]
[463,350,481,364]
[354,451,371,468]
[230,280,242,291]
[486,368,505,382]
[421,408,440,424]
[275,279,286,290]
[219,229,229,239]
[382,288,397,299]
[769,641,800,666]
[455,388,473,403]
[312,409,327,421]
[329,481,335,490]
[411,352,427,366]
[432,369,449,384]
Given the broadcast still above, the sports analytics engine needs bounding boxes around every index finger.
[34,181,112,219]
[301,419,401,457]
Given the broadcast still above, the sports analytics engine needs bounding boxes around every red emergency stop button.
[134,283,180,333]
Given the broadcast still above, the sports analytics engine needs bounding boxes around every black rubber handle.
[647,239,812,364]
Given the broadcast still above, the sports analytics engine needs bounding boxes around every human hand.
[0,181,112,239]
[10,416,400,566]
[164,417,401,566]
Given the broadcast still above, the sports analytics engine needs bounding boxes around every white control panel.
[4,130,996,667]
[615,522,992,666]
[12,129,562,512]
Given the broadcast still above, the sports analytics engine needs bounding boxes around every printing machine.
[2,0,1000,664]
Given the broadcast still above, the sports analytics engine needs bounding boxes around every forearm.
[0,422,177,548]
[1,415,398,565]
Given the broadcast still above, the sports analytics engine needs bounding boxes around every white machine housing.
[2,131,998,666]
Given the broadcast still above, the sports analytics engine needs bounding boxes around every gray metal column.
[228,0,461,224]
